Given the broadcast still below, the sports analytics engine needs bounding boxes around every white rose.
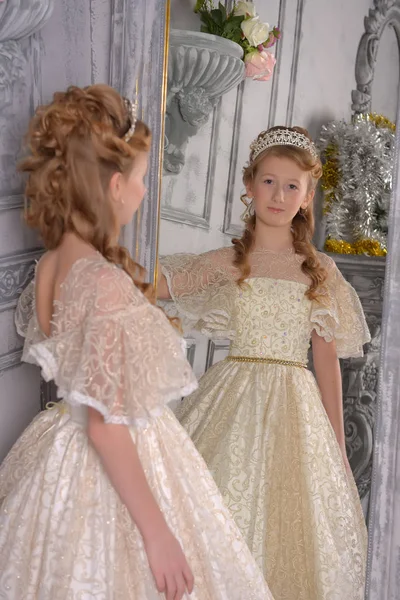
[241,16,270,47]
[234,1,256,17]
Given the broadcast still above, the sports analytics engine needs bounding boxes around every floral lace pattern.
[163,248,370,599]
[161,248,371,357]
[19,257,198,424]
[0,255,274,599]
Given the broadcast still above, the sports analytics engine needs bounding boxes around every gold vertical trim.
[153,0,171,288]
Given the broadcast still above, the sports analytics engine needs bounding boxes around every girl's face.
[110,151,148,227]
[245,154,314,229]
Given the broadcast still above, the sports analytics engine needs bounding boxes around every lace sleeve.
[310,255,371,358]
[15,280,35,338]
[160,248,236,336]
[14,280,46,362]
[28,265,197,425]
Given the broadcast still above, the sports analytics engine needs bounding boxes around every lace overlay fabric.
[161,247,370,357]
[0,407,272,599]
[163,247,370,599]
[20,257,197,424]
[176,356,367,600]
[0,254,273,599]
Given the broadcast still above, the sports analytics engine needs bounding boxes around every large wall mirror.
[0,0,399,597]
[156,0,400,598]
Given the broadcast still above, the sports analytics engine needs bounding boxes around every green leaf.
[223,20,240,33]
[218,2,227,21]
[199,12,216,28]
[228,14,245,26]
[199,11,223,35]
[210,8,223,26]
[231,31,244,43]
[194,0,207,13]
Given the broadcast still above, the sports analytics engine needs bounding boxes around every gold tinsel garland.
[368,112,396,132]
[320,143,339,215]
[324,238,387,257]
[320,113,395,256]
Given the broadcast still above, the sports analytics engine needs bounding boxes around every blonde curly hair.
[20,84,154,301]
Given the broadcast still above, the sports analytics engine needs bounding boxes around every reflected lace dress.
[161,247,371,600]
[0,255,274,600]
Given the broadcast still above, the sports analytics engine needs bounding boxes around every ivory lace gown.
[161,247,371,600]
[0,255,274,600]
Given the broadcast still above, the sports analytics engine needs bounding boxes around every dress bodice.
[229,278,312,363]
[15,255,197,426]
[161,247,371,360]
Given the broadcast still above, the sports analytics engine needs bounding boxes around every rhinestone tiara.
[249,129,319,162]
[123,97,138,142]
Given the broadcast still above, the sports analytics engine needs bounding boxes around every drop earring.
[240,194,255,222]
[298,206,308,218]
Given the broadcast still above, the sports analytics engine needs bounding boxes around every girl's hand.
[144,527,194,600]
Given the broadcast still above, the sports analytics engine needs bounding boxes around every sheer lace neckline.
[244,276,309,289]
[251,246,295,255]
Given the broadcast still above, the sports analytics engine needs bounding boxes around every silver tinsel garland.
[317,114,395,252]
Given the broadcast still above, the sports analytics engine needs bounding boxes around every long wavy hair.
[19,84,155,302]
[232,126,327,299]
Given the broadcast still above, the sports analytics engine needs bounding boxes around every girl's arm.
[311,331,350,472]
[156,272,172,300]
[87,407,193,600]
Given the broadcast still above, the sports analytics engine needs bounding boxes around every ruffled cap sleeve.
[310,255,371,358]
[160,248,235,337]
[27,259,197,425]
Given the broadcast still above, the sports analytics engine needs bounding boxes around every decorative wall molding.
[0,194,24,212]
[267,0,286,129]
[285,0,304,126]
[352,0,400,114]
[0,249,42,312]
[161,99,221,229]
[161,0,239,230]
[0,0,53,42]
[333,254,386,314]
[332,253,386,510]
[205,339,230,371]
[365,101,400,600]
[109,0,127,95]
[183,336,196,367]
[0,40,26,109]
[110,0,169,281]
[0,0,53,109]
[223,80,245,236]
[0,348,23,372]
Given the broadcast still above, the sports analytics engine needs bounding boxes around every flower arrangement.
[194,1,280,81]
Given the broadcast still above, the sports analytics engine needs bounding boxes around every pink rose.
[244,50,276,81]
[264,27,282,48]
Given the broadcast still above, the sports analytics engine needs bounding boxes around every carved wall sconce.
[164,29,245,174]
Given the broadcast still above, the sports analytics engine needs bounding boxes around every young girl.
[0,85,274,600]
[158,126,370,600]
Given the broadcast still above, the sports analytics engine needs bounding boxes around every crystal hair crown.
[249,129,319,162]
[123,97,138,142]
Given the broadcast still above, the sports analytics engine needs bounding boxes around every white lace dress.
[0,255,273,600]
[161,247,371,600]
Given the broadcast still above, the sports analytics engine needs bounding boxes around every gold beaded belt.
[226,356,307,368]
